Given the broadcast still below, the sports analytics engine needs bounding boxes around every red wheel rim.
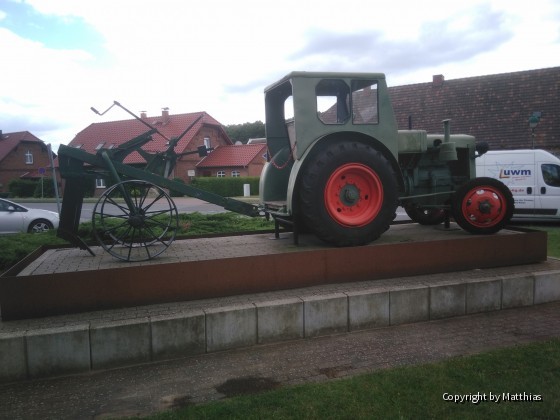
[324,163,383,227]
[461,185,507,228]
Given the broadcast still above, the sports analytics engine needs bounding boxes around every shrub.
[33,177,56,198]
[8,179,37,197]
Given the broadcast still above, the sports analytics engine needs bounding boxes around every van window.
[542,164,560,187]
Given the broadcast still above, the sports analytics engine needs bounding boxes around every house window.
[25,150,33,164]
[217,170,225,178]
[204,137,211,150]
[95,142,106,150]
[232,170,240,177]
[96,178,106,188]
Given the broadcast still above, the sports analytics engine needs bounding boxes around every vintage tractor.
[57,71,514,261]
[260,71,513,246]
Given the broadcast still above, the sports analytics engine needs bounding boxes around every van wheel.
[299,141,398,246]
[452,177,513,234]
[403,204,446,225]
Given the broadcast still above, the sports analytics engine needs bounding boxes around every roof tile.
[388,66,559,151]
[0,131,44,162]
[197,144,267,168]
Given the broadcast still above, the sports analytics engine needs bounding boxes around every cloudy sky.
[1,0,559,152]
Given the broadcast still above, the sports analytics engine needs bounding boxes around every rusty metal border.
[0,228,547,320]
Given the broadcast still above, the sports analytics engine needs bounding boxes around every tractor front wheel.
[451,177,513,234]
[299,141,398,246]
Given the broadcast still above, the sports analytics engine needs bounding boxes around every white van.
[476,149,560,220]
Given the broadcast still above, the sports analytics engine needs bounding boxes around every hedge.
[7,178,59,198]
[33,177,56,198]
[8,179,39,197]
[189,177,260,197]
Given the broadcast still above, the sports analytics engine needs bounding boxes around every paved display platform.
[0,223,548,320]
[0,222,559,384]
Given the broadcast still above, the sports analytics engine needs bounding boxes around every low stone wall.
[2,266,560,383]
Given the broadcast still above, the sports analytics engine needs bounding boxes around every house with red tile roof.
[66,108,263,195]
[388,66,559,154]
[196,143,267,177]
[0,131,54,195]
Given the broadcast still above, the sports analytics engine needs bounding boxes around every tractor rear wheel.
[451,177,513,234]
[299,141,398,246]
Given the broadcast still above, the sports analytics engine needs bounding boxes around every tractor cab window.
[284,96,294,121]
[542,164,560,187]
[316,79,350,124]
[352,80,378,124]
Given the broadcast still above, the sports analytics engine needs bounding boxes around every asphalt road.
[24,197,229,223]
[22,198,411,223]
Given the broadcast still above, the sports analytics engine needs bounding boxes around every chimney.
[140,111,147,119]
[162,107,170,123]
[433,74,445,87]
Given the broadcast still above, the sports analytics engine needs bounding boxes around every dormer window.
[25,150,33,164]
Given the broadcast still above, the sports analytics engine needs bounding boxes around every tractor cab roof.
[264,71,387,92]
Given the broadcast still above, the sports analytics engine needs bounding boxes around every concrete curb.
[2,268,560,383]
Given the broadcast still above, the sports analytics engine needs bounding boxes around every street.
[23,198,411,224]
[27,197,228,223]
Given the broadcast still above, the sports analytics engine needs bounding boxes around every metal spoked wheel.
[92,180,179,261]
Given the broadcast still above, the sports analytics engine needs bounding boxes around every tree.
[224,121,265,143]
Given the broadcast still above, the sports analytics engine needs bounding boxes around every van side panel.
[476,150,560,220]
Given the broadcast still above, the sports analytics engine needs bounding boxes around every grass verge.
[144,338,560,419]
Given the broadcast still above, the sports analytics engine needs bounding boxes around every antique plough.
[57,101,261,262]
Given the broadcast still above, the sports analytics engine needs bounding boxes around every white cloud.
[0,0,559,152]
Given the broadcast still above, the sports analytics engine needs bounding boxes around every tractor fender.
[285,132,404,214]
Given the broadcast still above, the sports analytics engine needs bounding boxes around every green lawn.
[145,339,560,419]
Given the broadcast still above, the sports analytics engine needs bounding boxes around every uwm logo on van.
[499,168,532,179]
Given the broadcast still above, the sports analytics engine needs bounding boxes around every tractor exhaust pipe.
[442,119,451,143]
[438,119,457,161]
